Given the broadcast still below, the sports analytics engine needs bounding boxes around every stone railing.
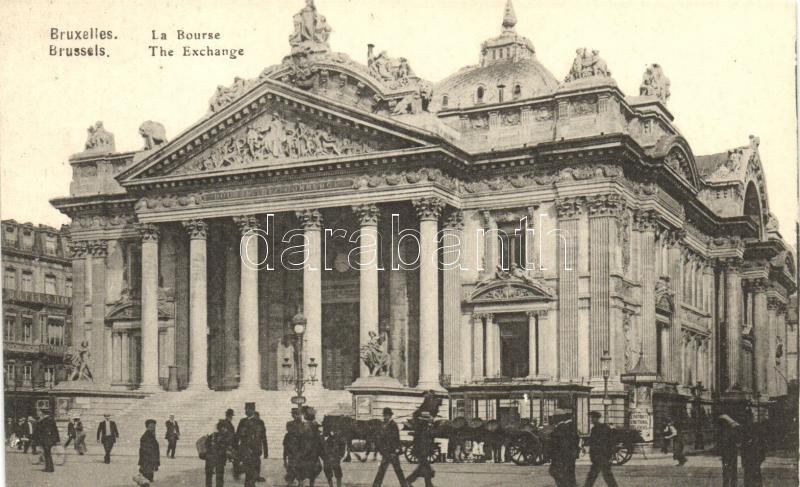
[3,288,71,308]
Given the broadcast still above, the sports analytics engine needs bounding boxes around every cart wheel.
[507,438,535,466]
[530,447,548,466]
[427,445,441,464]
[611,443,633,465]
[404,444,419,464]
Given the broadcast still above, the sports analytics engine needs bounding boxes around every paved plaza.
[5,448,797,487]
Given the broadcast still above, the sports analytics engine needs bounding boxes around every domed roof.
[432,1,558,111]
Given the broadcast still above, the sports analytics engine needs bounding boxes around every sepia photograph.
[0,0,798,485]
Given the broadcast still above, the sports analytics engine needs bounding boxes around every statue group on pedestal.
[360,330,392,376]
[289,0,332,54]
[64,340,93,382]
[565,48,611,82]
[84,121,115,153]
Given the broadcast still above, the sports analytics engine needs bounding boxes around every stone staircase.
[110,388,352,455]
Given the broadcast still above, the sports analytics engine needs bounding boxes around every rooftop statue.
[360,330,391,376]
[83,121,115,153]
[367,43,417,89]
[639,64,671,104]
[289,0,332,54]
[564,48,611,82]
[139,121,167,150]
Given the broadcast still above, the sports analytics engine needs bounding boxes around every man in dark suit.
[36,408,60,473]
[253,411,268,482]
[24,416,37,453]
[64,418,77,447]
[96,413,120,463]
[405,411,435,487]
[138,419,160,483]
[235,402,268,487]
[221,409,239,479]
[165,414,180,458]
[549,408,580,487]
[584,411,618,487]
[372,407,408,487]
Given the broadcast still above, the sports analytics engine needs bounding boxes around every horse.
[321,415,383,463]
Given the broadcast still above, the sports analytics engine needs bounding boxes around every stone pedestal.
[347,377,446,424]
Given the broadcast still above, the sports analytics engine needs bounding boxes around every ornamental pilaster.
[182,219,208,240]
[412,197,445,221]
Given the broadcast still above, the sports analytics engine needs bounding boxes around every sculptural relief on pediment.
[175,108,401,175]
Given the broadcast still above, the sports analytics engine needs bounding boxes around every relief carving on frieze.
[176,111,379,174]
[664,149,694,184]
[355,167,458,192]
[134,193,201,211]
[461,164,623,195]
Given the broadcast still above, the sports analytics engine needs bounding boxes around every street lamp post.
[601,350,612,422]
[281,310,318,407]
[691,381,704,450]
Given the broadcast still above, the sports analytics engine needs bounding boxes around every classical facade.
[51,0,795,440]
[2,220,72,418]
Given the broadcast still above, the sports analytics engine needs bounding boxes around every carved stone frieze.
[469,267,555,304]
[176,110,382,175]
[461,164,622,195]
[412,197,445,221]
[134,194,201,211]
[355,167,458,192]
[664,149,694,184]
[73,214,134,230]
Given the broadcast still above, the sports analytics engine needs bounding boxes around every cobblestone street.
[5,449,797,487]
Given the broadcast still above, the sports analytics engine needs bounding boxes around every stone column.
[635,210,658,370]
[88,240,109,385]
[68,242,87,347]
[353,204,381,379]
[234,215,261,390]
[297,209,323,385]
[472,313,485,380]
[539,310,557,378]
[587,194,624,377]
[666,231,685,384]
[389,227,409,385]
[555,198,581,380]
[139,224,161,391]
[750,278,769,396]
[526,311,538,377]
[484,313,499,378]
[183,219,209,390]
[112,332,121,383]
[121,332,130,384]
[777,304,788,395]
[442,210,464,384]
[481,211,498,275]
[724,258,743,389]
[460,313,474,383]
[414,197,445,389]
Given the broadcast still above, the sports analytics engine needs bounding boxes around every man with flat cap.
[548,408,580,487]
[372,407,408,487]
[584,411,618,487]
[235,402,268,487]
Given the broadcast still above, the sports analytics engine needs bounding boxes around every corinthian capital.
[723,257,743,273]
[68,241,88,259]
[352,204,381,226]
[412,197,445,221]
[137,223,160,242]
[586,193,626,218]
[555,197,585,220]
[748,277,769,293]
[233,215,259,234]
[296,209,323,230]
[443,209,464,230]
[86,240,108,257]
[633,210,660,232]
[182,219,208,240]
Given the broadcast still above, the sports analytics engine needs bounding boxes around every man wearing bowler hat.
[584,411,618,487]
[36,407,60,473]
[235,402,268,487]
[548,408,580,487]
[372,407,408,487]
[406,411,435,487]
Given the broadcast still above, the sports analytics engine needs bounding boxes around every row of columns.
[136,197,448,391]
[467,311,551,381]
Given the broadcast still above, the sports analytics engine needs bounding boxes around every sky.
[0,0,797,243]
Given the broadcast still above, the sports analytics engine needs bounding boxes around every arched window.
[442,95,449,108]
[513,84,522,99]
[477,86,485,103]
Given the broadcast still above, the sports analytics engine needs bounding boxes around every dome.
[431,0,559,111]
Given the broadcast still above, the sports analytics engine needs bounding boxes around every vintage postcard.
[0,0,797,486]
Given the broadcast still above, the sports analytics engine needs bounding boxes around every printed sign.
[629,408,653,442]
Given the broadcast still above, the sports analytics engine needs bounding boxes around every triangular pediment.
[119,80,444,183]
[468,268,555,304]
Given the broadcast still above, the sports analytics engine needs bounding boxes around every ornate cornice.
[296,209,324,230]
[233,215,259,234]
[412,197,445,221]
[182,219,208,240]
[137,223,160,242]
[352,203,381,226]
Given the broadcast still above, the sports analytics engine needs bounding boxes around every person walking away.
[96,413,119,463]
[295,406,323,487]
[284,408,303,484]
[253,411,268,482]
[372,407,408,487]
[235,402,268,487]
[663,418,686,466]
[406,411,436,487]
[741,413,767,487]
[583,411,618,487]
[322,426,346,487]
[36,408,60,473]
[719,413,742,487]
[74,418,87,455]
[64,418,77,448]
[205,420,233,487]
[548,408,580,487]
[137,419,160,486]
[165,414,180,459]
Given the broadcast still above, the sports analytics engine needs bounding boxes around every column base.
[416,381,445,393]
[186,383,210,391]
[236,383,262,391]
[137,383,163,393]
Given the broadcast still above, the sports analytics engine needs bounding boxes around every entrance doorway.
[499,319,529,378]
[321,303,359,389]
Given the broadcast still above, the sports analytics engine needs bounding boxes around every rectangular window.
[21,271,32,292]
[4,268,16,290]
[21,229,33,250]
[22,320,32,343]
[4,363,16,383]
[22,364,32,381]
[47,320,64,346]
[44,366,55,385]
[65,279,73,297]
[44,236,56,254]
[4,315,16,341]
[4,225,17,245]
[497,226,526,271]
[44,275,56,295]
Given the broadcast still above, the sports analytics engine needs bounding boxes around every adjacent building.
[2,220,72,418]
[49,0,795,444]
